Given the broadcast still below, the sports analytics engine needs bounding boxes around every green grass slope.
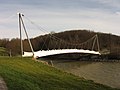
[0,57,119,90]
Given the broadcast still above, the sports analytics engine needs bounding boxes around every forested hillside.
[0,30,120,59]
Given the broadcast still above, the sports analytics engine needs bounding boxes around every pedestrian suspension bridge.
[18,13,101,58]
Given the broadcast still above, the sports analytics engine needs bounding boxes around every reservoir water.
[49,60,120,88]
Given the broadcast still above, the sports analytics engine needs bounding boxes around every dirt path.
[0,77,8,90]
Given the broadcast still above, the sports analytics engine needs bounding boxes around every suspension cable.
[24,16,96,46]
[23,15,99,51]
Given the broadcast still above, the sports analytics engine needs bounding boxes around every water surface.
[50,60,120,88]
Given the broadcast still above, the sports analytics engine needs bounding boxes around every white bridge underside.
[22,49,100,58]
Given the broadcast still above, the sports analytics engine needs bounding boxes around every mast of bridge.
[18,13,34,57]
[92,34,100,52]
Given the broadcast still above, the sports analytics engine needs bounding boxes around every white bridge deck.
[22,49,100,58]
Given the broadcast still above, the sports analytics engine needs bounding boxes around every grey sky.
[0,0,120,38]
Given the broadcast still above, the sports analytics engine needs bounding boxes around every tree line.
[0,30,120,59]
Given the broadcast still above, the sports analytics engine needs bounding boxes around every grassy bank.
[0,57,119,90]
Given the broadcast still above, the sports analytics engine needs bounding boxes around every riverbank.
[51,60,120,88]
[0,57,119,90]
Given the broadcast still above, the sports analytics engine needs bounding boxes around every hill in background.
[0,30,120,59]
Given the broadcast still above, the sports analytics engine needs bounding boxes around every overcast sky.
[0,0,120,39]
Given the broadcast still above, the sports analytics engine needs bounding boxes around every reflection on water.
[49,60,120,88]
